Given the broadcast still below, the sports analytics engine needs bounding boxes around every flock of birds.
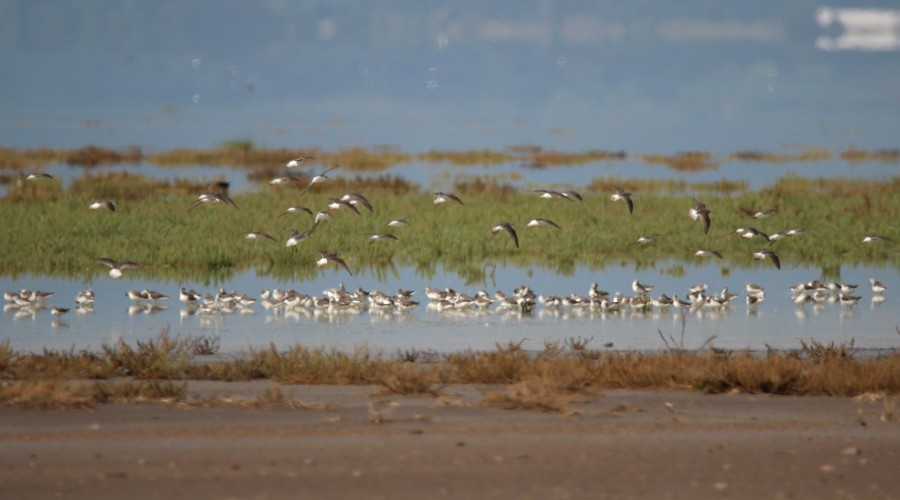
[3,275,889,326]
[14,157,894,326]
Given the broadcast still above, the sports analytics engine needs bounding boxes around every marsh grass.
[1,333,899,410]
[0,172,897,280]
[840,148,900,165]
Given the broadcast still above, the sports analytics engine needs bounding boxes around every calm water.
[3,263,897,355]
[4,156,898,198]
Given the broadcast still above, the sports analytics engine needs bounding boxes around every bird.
[860,234,893,244]
[561,191,583,201]
[733,226,769,241]
[689,199,711,234]
[752,249,781,269]
[142,289,168,301]
[526,218,561,229]
[188,192,239,211]
[632,280,654,295]
[369,233,399,243]
[387,218,408,228]
[95,257,142,278]
[327,198,361,215]
[50,307,69,316]
[285,227,315,250]
[285,156,315,168]
[610,187,634,214]
[299,166,339,194]
[277,206,313,218]
[533,189,570,201]
[630,234,659,246]
[742,208,777,219]
[433,192,464,205]
[26,173,53,181]
[270,176,299,185]
[340,192,374,212]
[491,223,519,248]
[869,278,886,294]
[317,251,353,275]
[243,231,278,243]
[74,289,95,306]
[693,248,723,259]
[314,210,331,224]
[89,199,116,212]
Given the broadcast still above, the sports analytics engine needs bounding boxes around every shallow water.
[2,263,897,355]
[3,156,898,199]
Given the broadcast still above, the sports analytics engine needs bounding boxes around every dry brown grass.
[1,334,899,411]
[840,148,900,165]
[637,151,719,171]
[730,146,832,163]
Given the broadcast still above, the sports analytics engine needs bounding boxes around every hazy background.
[1,1,898,153]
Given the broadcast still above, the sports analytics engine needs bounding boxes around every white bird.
[89,199,116,212]
[95,257,142,278]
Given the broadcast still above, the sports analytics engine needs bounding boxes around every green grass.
[0,173,897,281]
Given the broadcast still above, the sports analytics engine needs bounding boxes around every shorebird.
[142,289,168,301]
[270,176,299,185]
[316,251,353,275]
[340,192,374,212]
[742,208,777,219]
[860,234,893,244]
[526,218,561,229]
[610,187,634,214]
[277,206,313,218]
[95,257,142,278]
[50,307,69,316]
[561,191,583,201]
[491,223,519,248]
[285,227,315,251]
[693,248,722,259]
[314,210,331,224]
[433,192,464,205]
[534,189,569,201]
[387,218,407,228]
[869,278,886,294]
[243,231,278,243]
[733,226,769,241]
[632,280,654,295]
[26,173,53,181]
[327,197,361,215]
[785,228,808,237]
[188,192,239,211]
[630,234,659,246]
[752,249,781,269]
[369,233,399,243]
[299,166,339,195]
[180,287,201,305]
[689,199,711,234]
[285,156,315,168]
[89,199,116,212]
[74,289,95,306]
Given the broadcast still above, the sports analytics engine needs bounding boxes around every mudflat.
[1,382,897,499]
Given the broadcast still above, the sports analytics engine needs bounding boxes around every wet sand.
[1,382,898,499]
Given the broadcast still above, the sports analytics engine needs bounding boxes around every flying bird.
[491,222,519,248]
[89,199,116,212]
[340,192,374,212]
[369,233,399,243]
[526,218,562,229]
[689,199,711,234]
[188,192,239,211]
[317,251,353,275]
[95,257,142,278]
[693,248,723,259]
[277,205,313,218]
[285,156,315,168]
[433,192,464,205]
[243,231,278,243]
[299,166,339,194]
[610,187,634,214]
[753,249,781,269]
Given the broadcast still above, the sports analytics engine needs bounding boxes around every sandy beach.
[1,382,898,499]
